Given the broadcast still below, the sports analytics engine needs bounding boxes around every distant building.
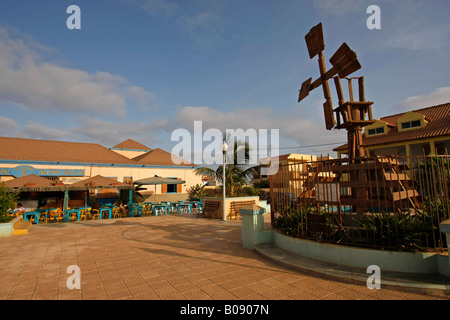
[0,137,201,202]
[333,102,450,158]
[254,153,326,197]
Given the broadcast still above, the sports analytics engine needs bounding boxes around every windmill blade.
[305,23,325,59]
[298,77,312,102]
[338,59,361,78]
[329,42,361,78]
[323,100,336,130]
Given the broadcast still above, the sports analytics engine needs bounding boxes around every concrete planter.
[0,216,22,237]
[273,230,440,274]
[241,214,450,277]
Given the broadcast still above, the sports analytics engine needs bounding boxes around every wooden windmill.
[298,23,375,162]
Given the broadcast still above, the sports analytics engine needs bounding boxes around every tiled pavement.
[0,214,447,301]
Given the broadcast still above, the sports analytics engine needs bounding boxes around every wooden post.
[63,189,69,221]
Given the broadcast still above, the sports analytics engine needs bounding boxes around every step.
[13,220,32,235]
[254,242,450,297]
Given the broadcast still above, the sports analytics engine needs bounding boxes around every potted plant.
[0,183,21,237]
[187,184,207,201]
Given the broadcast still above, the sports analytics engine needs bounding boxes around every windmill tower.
[297,23,375,161]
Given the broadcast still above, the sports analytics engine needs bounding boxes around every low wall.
[273,230,438,274]
[0,216,22,237]
[203,196,260,220]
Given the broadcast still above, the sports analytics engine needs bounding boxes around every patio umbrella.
[134,175,185,202]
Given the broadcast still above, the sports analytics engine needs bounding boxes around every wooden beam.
[334,76,345,105]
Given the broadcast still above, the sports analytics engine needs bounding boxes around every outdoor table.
[100,207,112,219]
[24,211,40,224]
[129,205,143,217]
[191,202,203,213]
[153,203,169,216]
[177,203,192,214]
[36,208,49,221]
[169,202,178,213]
[66,208,81,221]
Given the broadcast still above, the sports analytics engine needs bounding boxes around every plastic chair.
[39,211,48,224]
[55,208,65,223]
[47,209,58,222]
[68,210,78,221]
[112,207,120,219]
[91,209,100,220]
[80,208,91,221]
[142,205,150,216]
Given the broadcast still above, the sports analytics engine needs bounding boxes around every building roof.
[2,174,54,188]
[260,153,319,165]
[334,102,450,152]
[70,175,130,188]
[2,174,133,191]
[132,148,195,167]
[112,139,152,151]
[0,137,137,165]
[0,137,193,167]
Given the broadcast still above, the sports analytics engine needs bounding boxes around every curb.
[254,242,450,299]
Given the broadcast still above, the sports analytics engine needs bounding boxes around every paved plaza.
[0,214,447,300]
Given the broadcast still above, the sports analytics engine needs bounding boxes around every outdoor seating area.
[19,200,204,224]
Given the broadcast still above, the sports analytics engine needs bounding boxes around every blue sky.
[0,0,449,160]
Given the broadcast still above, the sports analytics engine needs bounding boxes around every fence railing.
[269,155,450,252]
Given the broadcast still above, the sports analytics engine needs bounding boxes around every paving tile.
[0,215,444,302]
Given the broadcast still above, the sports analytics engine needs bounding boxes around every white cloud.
[10,117,156,148]
[172,105,346,149]
[396,87,450,111]
[0,116,18,135]
[0,26,156,116]
[22,123,74,141]
[73,118,156,147]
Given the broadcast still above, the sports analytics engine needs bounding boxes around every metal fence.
[269,155,450,252]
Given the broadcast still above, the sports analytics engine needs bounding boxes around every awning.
[134,175,185,185]
[70,175,132,189]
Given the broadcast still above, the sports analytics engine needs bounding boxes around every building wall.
[0,162,202,195]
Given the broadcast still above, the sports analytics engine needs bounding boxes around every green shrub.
[187,184,207,200]
[0,184,19,223]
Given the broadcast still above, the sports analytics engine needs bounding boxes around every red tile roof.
[70,175,129,188]
[133,148,195,167]
[2,174,54,188]
[0,137,194,167]
[0,137,137,164]
[334,102,450,151]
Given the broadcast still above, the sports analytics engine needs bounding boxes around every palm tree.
[194,136,259,197]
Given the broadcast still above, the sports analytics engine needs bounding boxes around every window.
[167,183,177,193]
[164,177,181,193]
[401,119,421,130]
[367,127,384,136]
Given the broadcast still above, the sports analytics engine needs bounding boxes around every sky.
[0,0,449,163]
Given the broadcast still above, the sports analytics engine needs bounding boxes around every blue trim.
[0,165,85,178]
[0,159,196,169]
